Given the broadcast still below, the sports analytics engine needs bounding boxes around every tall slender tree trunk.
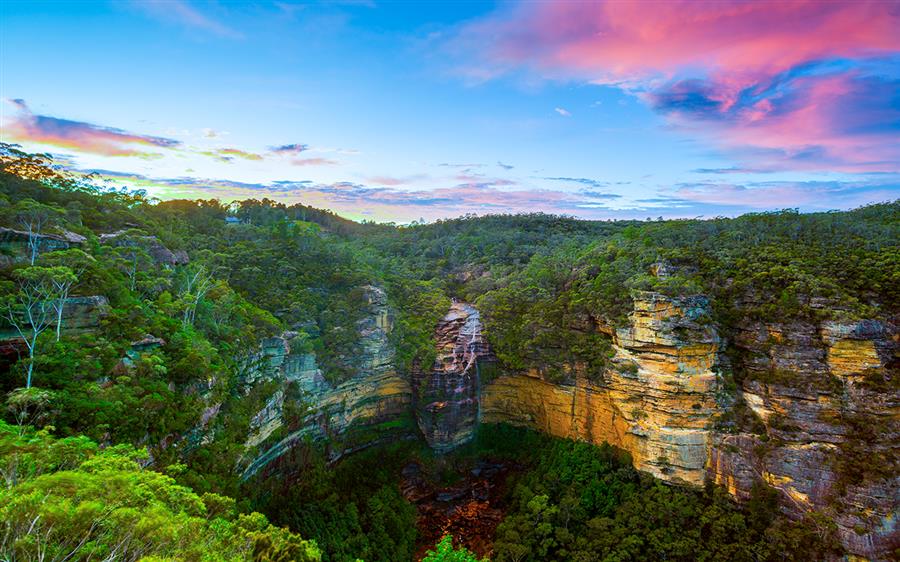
[29,234,37,265]
[26,347,34,388]
[55,300,64,341]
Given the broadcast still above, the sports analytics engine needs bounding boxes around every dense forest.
[1,144,897,561]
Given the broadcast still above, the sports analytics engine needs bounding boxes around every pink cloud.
[291,157,337,166]
[460,1,899,84]
[2,99,180,157]
[454,1,900,171]
[368,176,409,186]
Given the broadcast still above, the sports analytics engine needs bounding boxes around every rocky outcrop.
[413,301,495,452]
[0,226,87,267]
[0,295,109,349]
[111,335,166,375]
[708,318,899,561]
[99,230,189,266]
[238,286,413,479]
[477,294,899,558]
[54,295,110,333]
[482,292,721,484]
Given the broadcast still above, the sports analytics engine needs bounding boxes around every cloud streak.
[88,168,631,221]
[270,143,309,155]
[87,166,897,223]
[2,99,181,157]
[132,0,242,39]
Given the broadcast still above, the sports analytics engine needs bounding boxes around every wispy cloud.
[438,162,484,169]
[87,168,630,221]
[291,157,337,166]
[1,99,181,157]
[578,190,621,200]
[270,143,309,155]
[366,175,429,186]
[554,107,572,117]
[217,148,263,161]
[81,164,899,222]
[133,0,242,39]
[666,179,899,209]
[691,167,775,175]
[543,176,611,188]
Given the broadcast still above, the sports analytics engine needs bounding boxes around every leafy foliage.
[253,443,419,562]
[423,535,487,562]
[0,420,320,561]
[476,425,842,562]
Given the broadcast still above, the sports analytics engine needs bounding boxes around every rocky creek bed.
[401,459,518,560]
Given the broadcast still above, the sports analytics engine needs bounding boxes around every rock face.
[238,286,413,479]
[707,318,899,561]
[215,284,898,559]
[413,301,495,452]
[482,292,721,484]
[0,226,87,267]
[99,230,189,266]
[477,292,898,559]
[0,295,109,363]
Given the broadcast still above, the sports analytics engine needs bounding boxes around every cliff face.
[481,292,721,484]
[224,287,898,558]
[238,286,413,479]
[478,293,898,559]
[413,301,494,452]
[708,318,899,560]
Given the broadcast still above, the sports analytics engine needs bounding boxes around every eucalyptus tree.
[41,249,93,341]
[2,266,76,387]
[11,198,66,265]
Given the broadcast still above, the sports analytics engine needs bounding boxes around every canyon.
[0,232,895,559]
[226,284,897,560]
[2,274,894,558]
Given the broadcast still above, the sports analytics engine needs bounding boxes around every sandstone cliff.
[481,291,721,484]
[0,226,87,267]
[222,285,898,559]
[0,295,109,366]
[708,317,899,560]
[237,286,413,479]
[476,290,897,559]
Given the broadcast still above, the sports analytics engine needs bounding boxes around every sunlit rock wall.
[707,318,899,560]
[481,291,722,485]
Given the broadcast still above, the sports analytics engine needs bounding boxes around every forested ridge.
[1,145,897,561]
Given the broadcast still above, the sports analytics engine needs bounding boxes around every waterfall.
[418,301,490,452]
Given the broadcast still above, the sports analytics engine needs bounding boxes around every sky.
[1,0,898,223]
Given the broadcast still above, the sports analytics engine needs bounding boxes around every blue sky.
[2,1,898,222]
